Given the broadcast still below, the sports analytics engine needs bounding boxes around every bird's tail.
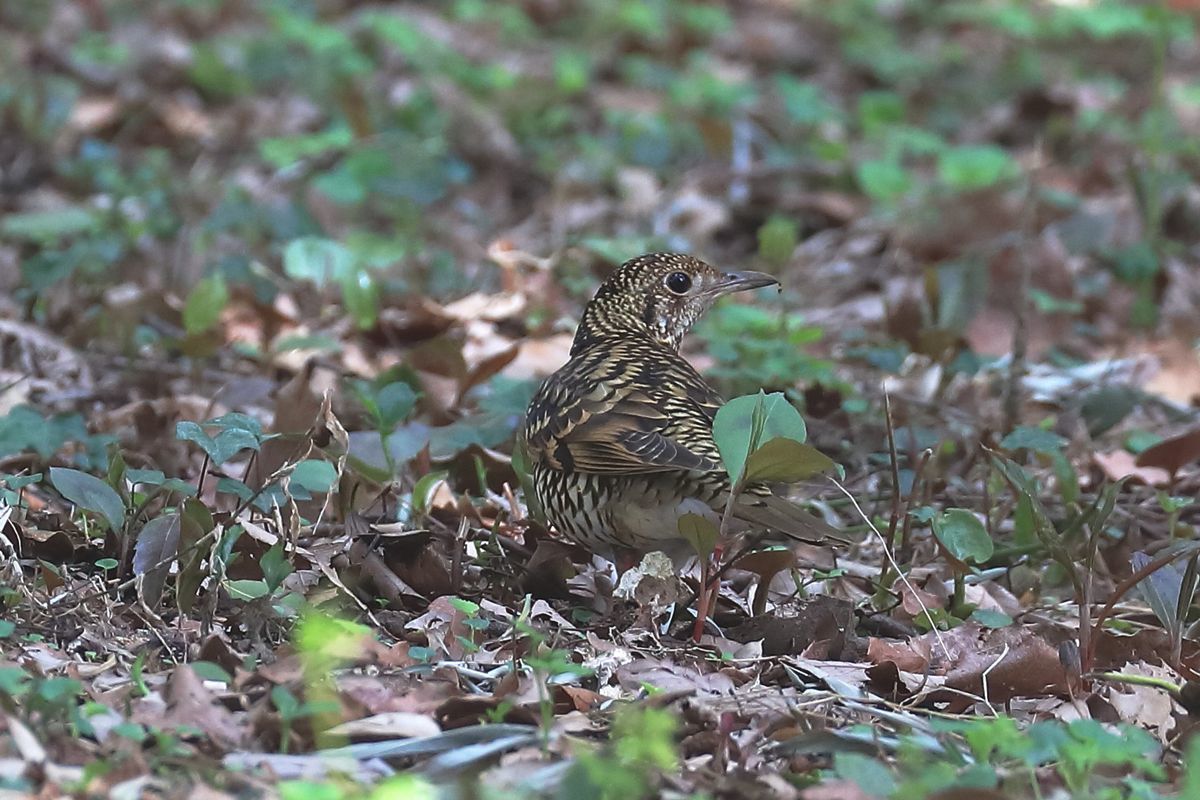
[730,491,853,546]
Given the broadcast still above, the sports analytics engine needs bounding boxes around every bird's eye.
[665,271,692,294]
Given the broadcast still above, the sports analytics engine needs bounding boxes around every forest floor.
[3,1,1200,798]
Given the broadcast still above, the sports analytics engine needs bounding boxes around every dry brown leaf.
[1094,450,1171,486]
[867,636,933,673]
[1135,427,1200,476]
[502,334,574,380]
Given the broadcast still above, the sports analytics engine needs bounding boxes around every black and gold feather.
[522,253,847,559]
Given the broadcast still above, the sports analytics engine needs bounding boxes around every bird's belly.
[534,466,720,555]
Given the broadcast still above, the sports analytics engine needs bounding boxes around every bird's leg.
[691,543,725,642]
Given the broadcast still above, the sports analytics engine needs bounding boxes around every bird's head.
[572,253,779,355]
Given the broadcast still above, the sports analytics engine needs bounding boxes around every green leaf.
[743,438,836,483]
[126,469,165,487]
[290,459,337,493]
[182,273,229,335]
[834,752,896,797]
[177,500,210,614]
[411,470,449,517]
[713,392,807,484]
[757,215,797,268]
[933,509,993,565]
[937,145,1017,190]
[677,513,720,559]
[775,76,841,126]
[375,382,419,431]
[226,579,270,601]
[999,426,1066,454]
[134,513,182,608]
[189,661,233,684]
[283,237,354,287]
[272,684,301,717]
[449,597,480,616]
[971,609,1013,628]
[0,207,99,242]
[50,467,126,533]
[216,477,254,501]
[261,543,293,592]
[1081,385,1139,437]
[0,406,88,460]
[856,159,912,202]
[341,269,379,330]
[175,421,261,464]
[1013,494,1037,548]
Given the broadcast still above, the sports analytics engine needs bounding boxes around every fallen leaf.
[1094,450,1170,486]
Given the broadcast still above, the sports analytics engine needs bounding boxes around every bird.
[521,253,847,568]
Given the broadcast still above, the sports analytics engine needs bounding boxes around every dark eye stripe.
[666,272,691,294]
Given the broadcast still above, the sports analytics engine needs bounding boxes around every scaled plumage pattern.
[522,253,847,563]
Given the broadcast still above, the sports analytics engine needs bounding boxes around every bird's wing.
[524,347,724,475]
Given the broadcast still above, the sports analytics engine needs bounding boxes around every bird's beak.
[706,270,780,297]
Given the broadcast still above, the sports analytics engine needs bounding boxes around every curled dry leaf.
[326,711,442,741]
[1103,661,1180,743]
[1135,427,1200,476]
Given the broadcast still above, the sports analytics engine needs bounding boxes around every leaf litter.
[3,1,1200,798]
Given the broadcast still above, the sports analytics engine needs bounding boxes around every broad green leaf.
[775,76,841,126]
[177,503,209,614]
[375,382,419,431]
[259,125,353,169]
[126,469,166,487]
[182,273,229,335]
[0,406,87,460]
[743,438,836,483]
[834,752,896,797]
[678,513,720,558]
[261,543,293,592]
[50,467,126,533]
[290,459,337,493]
[411,470,449,517]
[189,661,233,684]
[134,514,181,576]
[932,509,993,565]
[713,392,807,484]
[757,215,797,268]
[2,473,42,491]
[856,158,912,202]
[971,609,1013,628]
[1134,550,1179,631]
[175,421,217,458]
[226,579,270,601]
[176,421,261,464]
[134,513,182,608]
[448,597,480,615]
[283,237,354,287]
[341,269,379,330]
[511,440,541,522]
[1000,426,1066,454]
[1013,494,1037,548]
[208,412,264,437]
[0,207,99,242]
[937,144,1017,190]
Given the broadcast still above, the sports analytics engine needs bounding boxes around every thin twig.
[829,476,950,660]
[1003,139,1043,433]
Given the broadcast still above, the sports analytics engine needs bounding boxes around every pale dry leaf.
[1094,450,1170,487]
[1105,661,1181,743]
[327,711,441,740]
